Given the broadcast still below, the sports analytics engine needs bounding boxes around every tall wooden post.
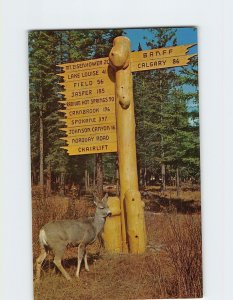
[109,36,147,254]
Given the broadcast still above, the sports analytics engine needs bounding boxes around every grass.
[32,187,202,299]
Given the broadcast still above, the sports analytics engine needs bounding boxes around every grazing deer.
[35,193,111,281]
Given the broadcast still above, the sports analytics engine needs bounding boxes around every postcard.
[29,27,202,299]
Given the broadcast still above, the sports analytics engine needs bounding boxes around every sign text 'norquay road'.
[57,43,197,155]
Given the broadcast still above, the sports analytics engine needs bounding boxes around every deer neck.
[93,214,106,235]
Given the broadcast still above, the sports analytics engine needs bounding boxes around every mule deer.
[35,193,111,281]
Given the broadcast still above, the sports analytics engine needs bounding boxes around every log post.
[109,36,147,253]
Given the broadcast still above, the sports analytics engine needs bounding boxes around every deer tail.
[39,228,48,247]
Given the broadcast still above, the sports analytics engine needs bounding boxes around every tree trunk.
[85,169,88,192]
[39,109,44,194]
[67,184,76,218]
[31,170,37,185]
[87,171,90,189]
[60,172,65,196]
[161,164,166,191]
[93,160,96,188]
[143,167,147,187]
[176,167,180,197]
[55,176,59,193]
[96,153,103,199]
[46,162,52,196]
[139,168,143,188]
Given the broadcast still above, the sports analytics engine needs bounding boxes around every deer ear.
[93,191,100,204]
[102,193,108,203]
[94,194,100,203]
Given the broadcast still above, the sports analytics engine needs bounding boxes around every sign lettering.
[61,143,117,155]
[60,102,115,118]
[131,54,195,72]
[59,95,115,109]
[61,132,116,145]
[60,113,116,127]
[60,123,116,136]
[57,43,197,155]
[130,44,195,62]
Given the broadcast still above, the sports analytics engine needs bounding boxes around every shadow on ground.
[143,193,201,214]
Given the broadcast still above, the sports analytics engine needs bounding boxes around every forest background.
[29,27,199,196]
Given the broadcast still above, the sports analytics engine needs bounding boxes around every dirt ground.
[32,187,202,300]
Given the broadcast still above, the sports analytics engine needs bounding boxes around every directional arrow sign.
[57,57,110,71]
[58,76,114,89]
[60,113,116,127]
[61,143,117,155]
[59,102,115,118]
[59,95,115,109]
[60,123,116,137]
[131,54,195,72]
[57,43,197,156]
[130,44,195,62]
[61,132,117,146]
[58,86,115,100]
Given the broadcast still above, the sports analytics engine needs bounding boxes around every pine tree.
[29,29,124,196]
[29,31,59,190]
[134,28,200,188]
[134,28,178,188]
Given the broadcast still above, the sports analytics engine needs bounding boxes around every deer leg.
[84,250,89,272]
[35,247,47,282]
[75,243,85,278]
[53,256,71,280]
[53,246,71,280]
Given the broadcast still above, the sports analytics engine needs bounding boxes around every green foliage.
[29,28,200,188]
[29,29,123,186]
[134,28,200,183]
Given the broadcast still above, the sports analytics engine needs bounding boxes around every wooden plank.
[58,77,114,90]
[130,44,196,62]
[61,132,117,145]
[57,67,112,82]
[60,113,116,127]
[59,123,116,136]
[59,95,115,109]
[61,143,117,155]
[58,87,115,100]
[131,54,196,72]
[59,102,115,118]
[57,57,110,71]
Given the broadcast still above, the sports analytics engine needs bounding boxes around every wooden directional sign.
[57,68,111,82]
[61,143,117,155]
[60,113,116,127]
[130,54,195,72]
[57,43,197,156]
[61,132,117,145]
[130,44,195,61]
[59,95,115,109]
[57,58,112,82]
[59,102,115,118]
[57,57,110,71]
[130,44,196,72]
[58,77,114,89]
[59,123,117,156]
[60,123,116,136]
[58,86,115,100]
[57,56,117,155]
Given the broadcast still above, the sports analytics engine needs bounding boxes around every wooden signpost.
[130,43,195,72]
[57,37,197,254]
[57,58,117,155]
